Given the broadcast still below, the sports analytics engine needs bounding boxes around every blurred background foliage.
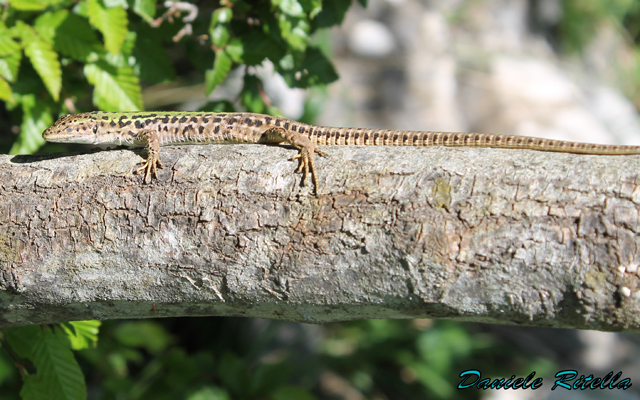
[0,0,639,398]
[559,0,640,51]
[0,318,558,399]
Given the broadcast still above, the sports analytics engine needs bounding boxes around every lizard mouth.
[42,125,96,144]
[42,126,65,142]
[42,126,58,141]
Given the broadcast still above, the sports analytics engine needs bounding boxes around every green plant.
[0,0,363,155]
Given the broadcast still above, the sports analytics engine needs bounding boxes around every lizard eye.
[93,125,98,134]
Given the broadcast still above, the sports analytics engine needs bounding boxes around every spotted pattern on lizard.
[43,111,640,193]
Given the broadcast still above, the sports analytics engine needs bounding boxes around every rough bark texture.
[1,144,640,331]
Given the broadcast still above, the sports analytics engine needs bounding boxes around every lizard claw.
[292,145,320,194]
[137,156,162,183]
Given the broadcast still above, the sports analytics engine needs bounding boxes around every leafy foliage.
[558,0,640,107]
[0,318,553,399]
[59,321,102,350]
[20,327,87,400]
[559,0,640,52]
[0,0,349,155]
[2,323,101,400]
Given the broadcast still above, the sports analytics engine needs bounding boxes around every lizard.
[43,111,640,193]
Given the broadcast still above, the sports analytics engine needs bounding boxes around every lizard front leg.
[132,129,162,183]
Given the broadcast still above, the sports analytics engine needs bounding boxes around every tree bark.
[2,144,640,331]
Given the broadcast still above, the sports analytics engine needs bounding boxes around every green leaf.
[132,0,157,21]
[0,35,22,82]
[72,0,89,16]
[4,325,42,360]
[287,46,338,88]
[119,30,136,58]
[313,0,351,28]
[133,25,175,83]
[34,10,69,44]
[357,0,367,6]
[242,31,286,65]
[210,8,233,48]
[15,22,61,100]
[241,74,267,113]
[10,94,51,154]
[187,386,231,400]
[224,39,244,63]
[8,0,49,10]
[53,13,100,60]
[212,6,233,24]
[20,326,87,400]
[274,0,304,16]
[105,0,127,7]
[84,59,143,110]
[0,34,21,57]
[59,320,101,350]
[87,0,129,54]
[205,49,232,94]
[0,76,12,103]
[210,23,230,48]
[278,14,309,51]
[8,0,66,11]
[271,386,318,400]
[21,375,52,400]
[299,0,322,19]
[24,41,61,101]
[114,321,171,353]
[218,32,285,67]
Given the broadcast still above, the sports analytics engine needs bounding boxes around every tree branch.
[2,144,639,331]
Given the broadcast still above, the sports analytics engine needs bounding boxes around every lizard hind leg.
[269,127,325,193]
[291,145,321,193]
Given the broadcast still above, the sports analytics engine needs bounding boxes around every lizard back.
[43,110,640,193]
[44,110,640,155]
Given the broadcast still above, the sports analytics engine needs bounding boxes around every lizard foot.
[291,145,325,193]
[137,155,162,183]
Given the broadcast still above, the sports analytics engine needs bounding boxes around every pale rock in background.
[348,19,396,58]
[320,0,640,149]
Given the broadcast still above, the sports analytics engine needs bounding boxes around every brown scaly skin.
[43,111,640,193]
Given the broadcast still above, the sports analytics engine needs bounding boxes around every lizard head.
[43,112,126,147]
